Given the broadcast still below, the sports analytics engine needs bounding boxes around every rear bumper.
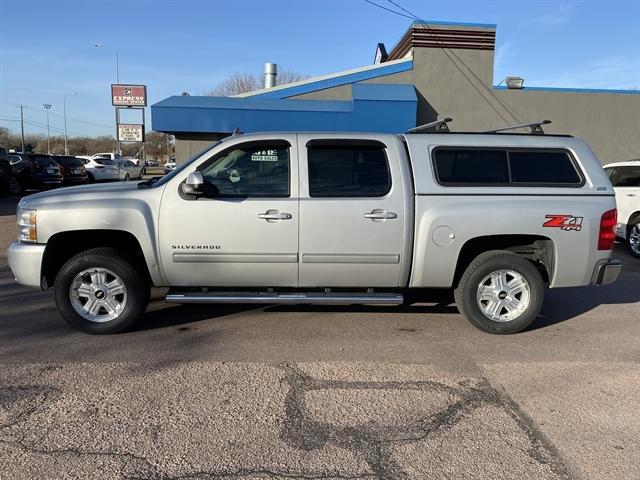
[591,258,622,286]
[7,242,46,289]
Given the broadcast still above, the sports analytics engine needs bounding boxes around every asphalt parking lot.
[0,194,638,480]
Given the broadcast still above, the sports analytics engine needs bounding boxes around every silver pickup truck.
[7,122,622,335]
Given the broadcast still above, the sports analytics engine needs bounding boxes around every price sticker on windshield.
[251,150,279,162]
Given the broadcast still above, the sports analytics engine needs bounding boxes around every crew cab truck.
[7,122,622,334]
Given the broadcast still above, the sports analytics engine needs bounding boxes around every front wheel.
[627,221,640,258]
[454,250,544,334]
[54,248,150,334]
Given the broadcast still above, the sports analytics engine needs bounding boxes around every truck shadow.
[132,245,638,334]
[529,244,639,331]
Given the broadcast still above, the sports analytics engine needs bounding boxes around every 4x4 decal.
[543,214,583,231]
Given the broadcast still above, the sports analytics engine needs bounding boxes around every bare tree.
[206,69,307,97]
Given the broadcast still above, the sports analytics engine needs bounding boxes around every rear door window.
[611,166,640,187]
[307,143,391,197]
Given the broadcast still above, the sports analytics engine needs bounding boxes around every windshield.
[151,142,221,188]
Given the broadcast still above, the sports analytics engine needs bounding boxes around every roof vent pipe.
[264,62,277,89]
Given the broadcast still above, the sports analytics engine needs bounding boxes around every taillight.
[59,165,65,174]
[95,165,104,169]
[598,209,617,250]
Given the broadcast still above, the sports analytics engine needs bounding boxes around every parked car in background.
[0,147,20,195]
[92,152,123,161]
[164,160,176,174]
[78,157,120,182]
[115,159,144,181]
[146,159,159,167]
[53,156,89,185]
[8,153,63,193]
[604,160,640,258]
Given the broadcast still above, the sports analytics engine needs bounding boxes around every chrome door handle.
[627,193,637,197]
[258,210,292,221]
[364,210,398,220]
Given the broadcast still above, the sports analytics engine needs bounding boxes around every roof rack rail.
[406,117,452,134]
[484,119,551,135]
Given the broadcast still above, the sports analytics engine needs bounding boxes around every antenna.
[484,120,551,135]
[231,127,242,136]
[406,117,453,134]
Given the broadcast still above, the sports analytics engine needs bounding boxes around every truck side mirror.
[183,171,204,195]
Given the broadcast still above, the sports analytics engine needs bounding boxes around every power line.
[363,0,413,19]
[0,101,114,129]
[366,0,521,124]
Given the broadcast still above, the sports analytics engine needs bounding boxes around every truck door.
[298,136,409,287]
[158,136,299,287]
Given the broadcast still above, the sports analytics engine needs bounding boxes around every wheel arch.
[42,230,153,288]
[452,234,555,288]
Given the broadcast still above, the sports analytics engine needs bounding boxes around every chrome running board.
[165,291,404,305]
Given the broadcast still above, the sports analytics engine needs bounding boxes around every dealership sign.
[111,84,147,106]
[118,124,144,142]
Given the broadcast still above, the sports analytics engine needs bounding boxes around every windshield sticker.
[543,214,583,231]
[251,150,279,162]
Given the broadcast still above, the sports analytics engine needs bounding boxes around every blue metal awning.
[151,83,417,135]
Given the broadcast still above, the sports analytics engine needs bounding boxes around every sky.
[1,0,639,138]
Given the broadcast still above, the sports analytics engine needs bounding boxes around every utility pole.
[19,105,25,152]
[43,104,51,154]
[63,92,77,155]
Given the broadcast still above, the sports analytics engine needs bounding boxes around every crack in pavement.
[278,364,576,480]
[0,365,577,480]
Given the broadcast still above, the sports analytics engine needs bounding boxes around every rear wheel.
[627,220,640,258]
[454,250,544,334]
[54,248,149,334]
[87,171,95,183]
[124,173,130,181]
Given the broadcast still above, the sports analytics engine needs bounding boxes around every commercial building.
[152,21,640,164]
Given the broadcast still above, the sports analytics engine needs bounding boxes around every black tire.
[124,173,130,181]
[8,175,22,195]
[454,250,544,334]
[54,247,150,334]
[87,171,95,183]
[627,219,640,258]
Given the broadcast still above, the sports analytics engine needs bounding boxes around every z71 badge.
[543,214,583,231]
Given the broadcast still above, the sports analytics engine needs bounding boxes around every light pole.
[94,42,119,83]
[63,93,77,155]
[95,42,121,154]
[43,104,51,154]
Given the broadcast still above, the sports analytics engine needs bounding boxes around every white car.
[78,157,120,182]
[604,160,640,258]
[92,152,123,161]
[115,159,144,181]
[164,160,176,174]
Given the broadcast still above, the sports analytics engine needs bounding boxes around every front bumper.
[591,258,622,286]
[7,242,46,289]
